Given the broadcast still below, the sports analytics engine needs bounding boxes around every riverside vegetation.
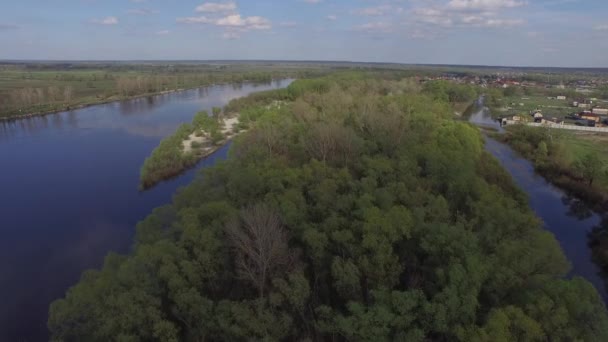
[495,124,608,300]
[139,78,480,190]
[497,125,608,211]
[0,62,327,119]
[49,73,608,341]
[139,107,234,190]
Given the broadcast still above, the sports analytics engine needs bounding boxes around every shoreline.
[139,136,234,191]
[490,131,608,214]
[139,115,242,191]
[0,79,280,122]
[0,89,187,122]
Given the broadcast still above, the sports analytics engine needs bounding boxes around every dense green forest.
[49,74,608,341]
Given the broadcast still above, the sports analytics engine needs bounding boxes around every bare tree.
[63,86,73,103]
[225,204,293,299]
[48,86,60,101]
[304,122,338,163]
[35,88,45,104]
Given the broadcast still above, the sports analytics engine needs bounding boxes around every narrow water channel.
[468,101,608,302]
[0,79,293,341]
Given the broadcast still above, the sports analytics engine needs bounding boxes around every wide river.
[0,79,293,341]
[468,99,608,303]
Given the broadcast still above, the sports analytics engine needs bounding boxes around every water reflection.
[590,215,608,299]
[118,95,168,116]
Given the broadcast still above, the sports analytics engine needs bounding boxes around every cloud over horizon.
[0,0,606,67]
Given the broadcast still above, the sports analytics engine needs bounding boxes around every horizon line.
[1,59,607,71]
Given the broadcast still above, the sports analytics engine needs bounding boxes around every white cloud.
[195,2,237,13]
[353,5,392,16]
[156,30,170,35]
[355,22,393,33]
[177,14,271,31]
[91,17,119,25]
[326,15,337,21]
[178,2,272,39]
[303,0,323,3]
[409,0,526,33]
[215,14,271,29]
[447,0,526,11]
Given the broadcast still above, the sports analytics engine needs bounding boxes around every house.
[578,103,591,109]
[500,115,523,126]
[533,112,543,123]
[580,111,601,123]
[592,108,608,115]
[557,95,566,100]
[572,101,579,107]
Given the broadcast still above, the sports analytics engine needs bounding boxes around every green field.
[562,131,608,188]
[497,94,575,118]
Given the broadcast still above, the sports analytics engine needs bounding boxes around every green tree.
[535,141,548,164]
[576,152,605,186]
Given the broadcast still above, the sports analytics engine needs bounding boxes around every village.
[498,96,608,131]
[418,71,608,131]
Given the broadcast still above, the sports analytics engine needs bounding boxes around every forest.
[49,73,608,341]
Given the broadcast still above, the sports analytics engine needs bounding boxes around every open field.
[563,131,608,188]
[498,95,575,118]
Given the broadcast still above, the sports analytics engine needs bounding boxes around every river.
[0,79,293,341]
[467,100,608,303]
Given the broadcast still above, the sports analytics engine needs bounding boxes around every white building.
[593,108,608,115]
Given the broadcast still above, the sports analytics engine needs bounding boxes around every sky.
[0,0,607,67]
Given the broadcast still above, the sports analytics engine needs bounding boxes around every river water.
[467,101,607,302]
[0,79,293,341]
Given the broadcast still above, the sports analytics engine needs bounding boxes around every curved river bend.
[0,79,293,341]
[468,101,607,303]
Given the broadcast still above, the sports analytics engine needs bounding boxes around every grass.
[499,95,575,118]
[561,131,608,188]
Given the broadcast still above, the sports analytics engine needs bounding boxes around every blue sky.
[0,0,607,67]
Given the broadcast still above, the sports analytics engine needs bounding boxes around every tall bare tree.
[63,86,73,103]
[225,204,293,299]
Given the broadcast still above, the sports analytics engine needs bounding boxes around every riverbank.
[492,126,608,213]
[0,88,188,122]
[0,78,287,122]
[139,111,241,190]
[139,83,295,190]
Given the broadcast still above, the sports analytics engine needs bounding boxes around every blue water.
[0,79,293,341]
[469,105,608,302]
